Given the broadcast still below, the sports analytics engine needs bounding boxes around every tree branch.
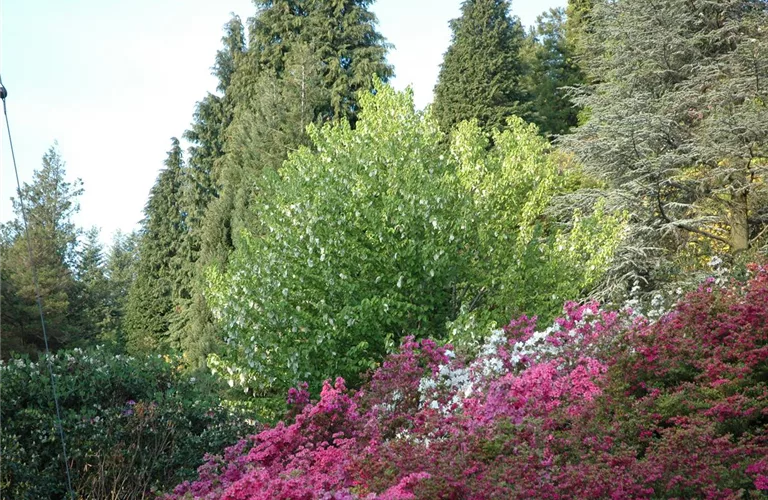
[656,185,732,246]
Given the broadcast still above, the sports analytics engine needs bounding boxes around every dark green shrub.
[0,347,256,499]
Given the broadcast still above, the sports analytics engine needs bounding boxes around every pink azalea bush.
[168,265,768,499]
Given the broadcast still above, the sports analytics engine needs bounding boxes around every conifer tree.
[0,145,82,354]
[562,0,768,290]
[173,16,247,364]
[237,0,393,124]
[71,227,110,345]
[0,229,30,356]
[432,0,528,133]
[101,231,139,351]
[125,138,186,353]
[565,0,598,59]
[220,44,329,237]
[522,8,584,137]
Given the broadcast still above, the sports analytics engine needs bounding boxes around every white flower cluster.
[417,309,617,414]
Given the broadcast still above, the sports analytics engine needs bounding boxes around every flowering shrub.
[208,82,623,397]
[168,265,768,498]
[0,348,257,499]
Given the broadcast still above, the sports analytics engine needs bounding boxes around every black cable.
[0,76,76,500]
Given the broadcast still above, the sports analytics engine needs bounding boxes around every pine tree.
[0,145,82,354]
[432,0,528,133]
[522,7,584,137]
[125,138,186,354]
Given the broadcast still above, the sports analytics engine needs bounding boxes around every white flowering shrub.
[209,82,624,395]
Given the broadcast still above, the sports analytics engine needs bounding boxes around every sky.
[0,0,566,247]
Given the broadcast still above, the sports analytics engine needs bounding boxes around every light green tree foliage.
[209,84,465,394]
[208,83,624,394]
[452,118,623,333]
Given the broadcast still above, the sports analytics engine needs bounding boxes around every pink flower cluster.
[168,265,768,499]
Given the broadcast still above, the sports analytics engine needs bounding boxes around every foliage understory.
[167,264,768,499]
[0,349,257,499]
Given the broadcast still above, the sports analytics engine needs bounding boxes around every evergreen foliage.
[240,0,393,124]
[432,0,528,133]
[99,231,139,350]
[125,138,186,354]
[561,0,768,293]
[218,44,329,240]
[564,0,597,59]
[0,148,138,358]
[0,146,83,354]
[0,227,28,353]
[71,228,110,346]
[173,16,248,364]
[521,8,584,137]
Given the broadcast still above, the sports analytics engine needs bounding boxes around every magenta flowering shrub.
[168,266,768,499]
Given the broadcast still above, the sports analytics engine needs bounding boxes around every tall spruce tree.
[125,138,186,353]
[169,16,246,363]
[522,7,584,137]
[71,227,110,346]
[173,16,247,365]
[0,145,82,354]
[432,0,528,133]
[562,0,768,290]
[100,231,139,351]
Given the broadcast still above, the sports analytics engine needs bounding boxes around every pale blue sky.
[0,0,566,245]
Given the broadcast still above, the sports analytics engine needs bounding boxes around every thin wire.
[1,76,76,500]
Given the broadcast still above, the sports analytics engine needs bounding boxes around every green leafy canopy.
[208,82,624,395]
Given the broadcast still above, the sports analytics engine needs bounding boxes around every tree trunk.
[729,182,749,253]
